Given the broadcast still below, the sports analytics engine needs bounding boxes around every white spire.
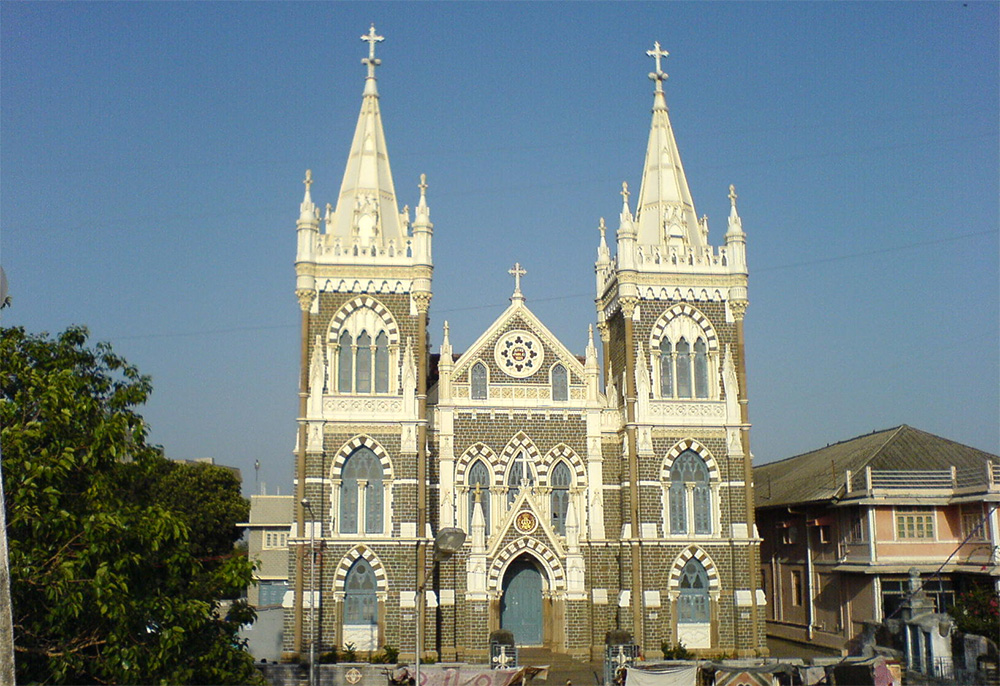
[325,25,405,249]
[634,42,703,248]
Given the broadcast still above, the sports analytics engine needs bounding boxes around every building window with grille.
[340,447,384,534]
[960,504,988,541]
[263,531,289,549]
[467,459,491,532]
[471,362,488,399]
[896,507,935,540]
[551,364,568,402]
[668,450,712,535]
[550,461,571,534]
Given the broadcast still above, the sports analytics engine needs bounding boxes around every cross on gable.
[508,262,526,296]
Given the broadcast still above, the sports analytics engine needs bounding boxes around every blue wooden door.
[501,556,543,645]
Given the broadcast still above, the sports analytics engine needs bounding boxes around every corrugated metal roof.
[754,425,998,509]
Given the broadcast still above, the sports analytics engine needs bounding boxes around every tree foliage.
[951,581,1000,648]
[1,326,261,685]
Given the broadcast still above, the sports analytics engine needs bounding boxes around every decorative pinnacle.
[508,262,526,300]
[729,184,738,209]
[598,217,607,240]
[647,41,669,93]
[419,173,428,202]
[474,483,482,503]
[361,24,384,79]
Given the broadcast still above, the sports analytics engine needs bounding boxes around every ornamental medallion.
[494,330,543,378]
[515,511,537,533]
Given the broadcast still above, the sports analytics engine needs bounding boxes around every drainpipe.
[805,526,815,640]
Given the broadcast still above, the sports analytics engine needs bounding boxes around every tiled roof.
[754,425,998,509]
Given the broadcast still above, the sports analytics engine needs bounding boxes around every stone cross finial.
[647,41,669,92]
[304,169,313,192]
[419,173,428,198]
[361,24,384,77]
[509,262,526,296]
[621,181,630,201]
[729,184,738,208]
[598,216,607,239]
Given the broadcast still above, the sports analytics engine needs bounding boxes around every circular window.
[494,330,543,378]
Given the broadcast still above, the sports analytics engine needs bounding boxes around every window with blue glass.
[677,558,711,623]
[468,459,491,532]
[471,362,488,400]
[340,447,383,534]
[506,451,534,506]
[551,364,568,401]
[550,461,571,534]
[343,558,378,624]
[669,450,712,535]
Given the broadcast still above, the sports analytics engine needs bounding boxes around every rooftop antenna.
[255,459,261,495]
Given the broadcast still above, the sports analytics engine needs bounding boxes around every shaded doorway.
[500,554,543,646]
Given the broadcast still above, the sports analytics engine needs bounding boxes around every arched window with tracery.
[331,302,398,395]
[677,558,710,623]
[506,451,534,506]
[343,558,378,625]
[471,362,487,400]
[652,309,718,400]
[340,447,383,534]
[550,461,571,534]
[468,459,491,532]
[551,364,568,402]
[669,450,712,535]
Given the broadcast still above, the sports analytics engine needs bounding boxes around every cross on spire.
[647,41,669,93]
[508,262,526,300]
[728,184,738,208]
[304,169,313,193]
[361,24,384,79]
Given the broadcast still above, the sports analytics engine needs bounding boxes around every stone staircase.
[517,648,603,686]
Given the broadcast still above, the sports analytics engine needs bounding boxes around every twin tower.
[288,26,765,662]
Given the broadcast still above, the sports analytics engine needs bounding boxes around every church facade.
[286,27,766,661]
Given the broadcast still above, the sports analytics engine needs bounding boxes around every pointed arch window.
[669,450,712,535]
[338,331,354,393]
[356,331,372,393]
[374,331,389,393]
[551,364,568,402]
[694,339,709,399]
[550,461,571,534]
[340,447,383,534]
[678,558,711,623]
[506,451,534,506]
[676,338,692,398]
[468,460,491,532]
[343,558,378,624]
[659,340,674,397]
[471,362,488,400]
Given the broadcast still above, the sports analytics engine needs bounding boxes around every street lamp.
[302,498,317,686]
[415,527,467,686]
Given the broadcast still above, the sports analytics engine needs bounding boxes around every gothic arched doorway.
[500,554,544,646]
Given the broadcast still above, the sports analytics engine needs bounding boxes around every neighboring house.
[240,494,294,661]
[282,27,766,662]
[755,425,1000,652]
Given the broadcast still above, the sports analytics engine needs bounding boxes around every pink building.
[755,425,999,651]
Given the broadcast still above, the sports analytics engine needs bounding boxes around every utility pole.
[1,267,17,682]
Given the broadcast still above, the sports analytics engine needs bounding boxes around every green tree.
[951,581,1000,648]
[1,326,261,685]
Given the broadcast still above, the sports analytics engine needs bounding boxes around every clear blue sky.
[2,2,997,496]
